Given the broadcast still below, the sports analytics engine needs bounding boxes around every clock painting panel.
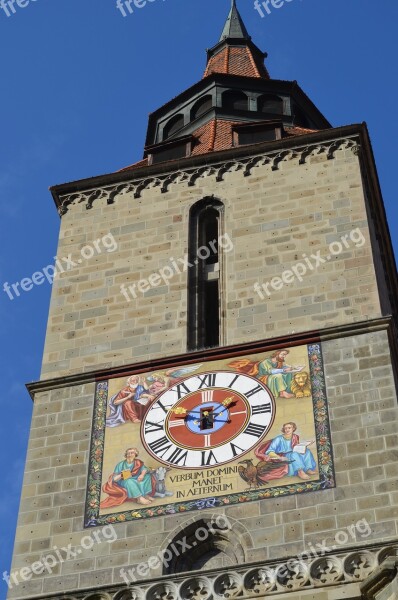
[85,343,335,527]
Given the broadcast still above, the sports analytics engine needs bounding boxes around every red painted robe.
[114,386,147,423]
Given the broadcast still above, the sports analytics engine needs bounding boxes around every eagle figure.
[238,458,293,490]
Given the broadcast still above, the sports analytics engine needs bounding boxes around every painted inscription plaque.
[85,343,334,526]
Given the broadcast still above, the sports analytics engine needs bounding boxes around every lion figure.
[291,372,312,398]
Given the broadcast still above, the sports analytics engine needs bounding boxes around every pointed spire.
[204,0,269,79]
[219,0,251,41]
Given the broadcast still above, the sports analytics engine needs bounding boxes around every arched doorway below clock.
[161,514,252,575]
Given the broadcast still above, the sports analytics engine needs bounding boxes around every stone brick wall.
[41,140,383,379]
[8,135,397,599]
[8,329,398,597]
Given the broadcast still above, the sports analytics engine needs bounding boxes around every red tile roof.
[191,119,239,154]
[119,121,318,173]
[203,46,269,79]
[285,126,319,136]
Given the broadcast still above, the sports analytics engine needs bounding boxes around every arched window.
[163,114,184,140]
[258,94,284,115]
[187,198,224,351]
[222,90,248,111]
[191,95,213,121]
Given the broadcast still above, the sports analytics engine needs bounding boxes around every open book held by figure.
[255,423,318,481]
[229,349,305,399]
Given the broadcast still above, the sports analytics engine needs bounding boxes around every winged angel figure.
[106,365,202,427]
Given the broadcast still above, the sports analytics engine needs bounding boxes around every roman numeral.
[230,442,244,457]
[198,373,216,389]
[228,374,240,388]
[148,436,173,457]
[144,420,164,434]
[245,384,263,399]
[244,423,267,438]
[252,403,272,415]
[157,400,173,414]
[201,390,214,403]
[167,448,188,466]
[201,450,218,466]
[175,382,191,399]
[168,420,185,428]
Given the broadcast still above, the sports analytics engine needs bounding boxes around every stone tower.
[7,2,398,600]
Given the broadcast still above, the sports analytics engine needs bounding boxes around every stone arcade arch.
[222,90,248,111]
[163,114,185,140]
[257,93,284,115]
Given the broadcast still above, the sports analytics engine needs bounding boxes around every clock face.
[141,371,275,469]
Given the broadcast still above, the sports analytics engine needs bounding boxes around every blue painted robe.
[265,435,316,476]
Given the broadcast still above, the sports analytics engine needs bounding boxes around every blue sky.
[0,0,397,595]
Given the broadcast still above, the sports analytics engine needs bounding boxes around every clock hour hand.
[169,407,188,416]
[170,408,203,416]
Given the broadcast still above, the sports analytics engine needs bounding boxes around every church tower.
[8,2,398,599]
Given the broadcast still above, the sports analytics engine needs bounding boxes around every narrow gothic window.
[187,198,224,351]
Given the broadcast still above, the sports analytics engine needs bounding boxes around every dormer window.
[233,121,283,146]
[146,135,194,165]
[222,90,248,111]
[258,94,284,115]
[163,114,185,140]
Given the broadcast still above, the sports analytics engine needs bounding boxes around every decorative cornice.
[24,543,398,600]
[57,136,360,216]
